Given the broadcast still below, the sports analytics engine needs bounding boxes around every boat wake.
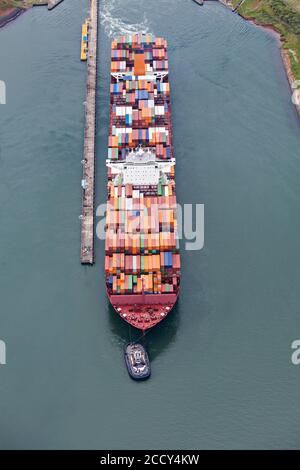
[100,0,152,37]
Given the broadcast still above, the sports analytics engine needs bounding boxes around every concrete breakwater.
[48,0,64,10]
[31,1,64,10]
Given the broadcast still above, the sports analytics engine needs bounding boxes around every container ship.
[105,34,180,331]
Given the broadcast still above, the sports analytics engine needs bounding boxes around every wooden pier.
[80,0,98,264]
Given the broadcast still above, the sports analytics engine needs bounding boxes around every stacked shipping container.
[105,35,180,302]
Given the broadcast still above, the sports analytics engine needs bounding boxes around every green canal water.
[1,0,300,450]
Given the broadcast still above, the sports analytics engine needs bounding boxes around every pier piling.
[80,0,98,264]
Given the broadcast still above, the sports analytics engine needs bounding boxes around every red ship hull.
[109,291,179,330]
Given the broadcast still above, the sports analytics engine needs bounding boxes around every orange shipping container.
[134,53,146,75]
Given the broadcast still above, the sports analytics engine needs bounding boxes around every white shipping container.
[155,106,165,115]
[126,198,133,210]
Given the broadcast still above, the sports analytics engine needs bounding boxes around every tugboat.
[124,343,151,380]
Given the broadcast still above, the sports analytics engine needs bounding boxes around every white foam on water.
[100,0,152,37]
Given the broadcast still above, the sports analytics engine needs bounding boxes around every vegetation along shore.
[231,0,300,114]
[0,1,62,28]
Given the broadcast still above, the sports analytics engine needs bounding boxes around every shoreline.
[234,10,300,117]
[0,8,24,29]
[0,1,64,29]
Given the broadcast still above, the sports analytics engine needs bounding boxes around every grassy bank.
[0,1,47,14]
[232,0,300,81]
